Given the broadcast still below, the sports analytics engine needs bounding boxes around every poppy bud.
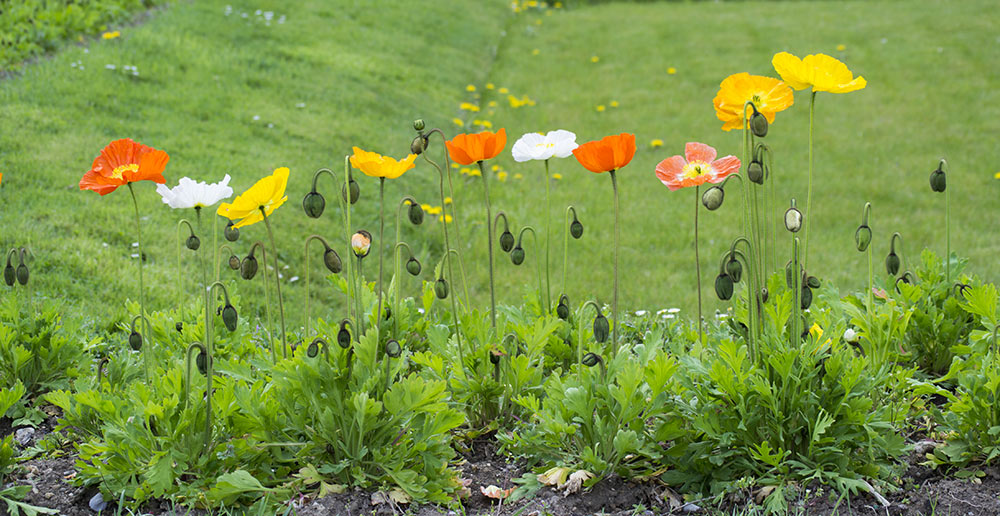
[3,258,14,287]
[196,351,210,375]
[784,206,802,233]
[715,273,734,301]
[489,350,502,365]
[413,119,425,131]
[593,314,610,343]
[186,234,201,251]
[726,257,742,283]
[128,331,143,351]
[806,276,820,289]
[385,339,402,358]
[761,288,769,304]
[302,190,326,218]
[176,322,184,333]
[499,230,515,252]
[228,255,240,270]
[747,160,764,184]
[351,231,372,258]
[240,255,258,280]
[929,167,946,193]
[324,248,343,273]
[410,136,425,156]
[224,220,240,242]
[570,219,584,239]
[342,178,360,205]
[855,225,872,252]
[406,256,421,276]
[337,324,351,349]
[702,186,725,211]
[885,251,900,276]
[408,202,424,225]
[222,303,238,332]
[750,110,768,137]
[801,286,813,309]
[510,245,525,265]
[435,277,449,299]
[582,352,601,367]
[556,295,570,320]
[785,262,795,289]
[15,263,28,286]
[307,340,320,358]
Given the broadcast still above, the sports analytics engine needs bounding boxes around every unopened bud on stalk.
[570,217,584,239]
[413,119,425,131]
[499,229,515,252]
[510,245,525,265]
[224,220,240,242]
[324,247,343,273]
[128,330,143,351]
[196,350,210,375]
[726,256,742,282]
[593,313,610,343]
[885,251,900,276]
[582,352,601,368]
[307,339,320,358]
[750,109,768,137]
[702,186,724,211]
[715,273,734,301]
[747,160,764,184]
[186,234,201,251]
[408,202,424,225]
[176,322,184,332]
[385,339,402,358]
[15,262,28,286]
[806,276,820,289]
[240,254,259,280]
[855,225,872,252]
[337,322,352,349]
[302,190,326,218]
[406,256,421,276]
[801,286,814,309]
[351,231,372,258]
[222,303,238,332]
[3,257,14,287]
[410,136,425,155]
[435,276,449,299]
[761,288,769,304]
[228,255,240,270]
[342,178,360,205]
[489,348,502,365]
[785,203,803,233]
[556,294,570,320]
[929,165,946,193]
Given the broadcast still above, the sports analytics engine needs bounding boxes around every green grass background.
[1,0,998,330]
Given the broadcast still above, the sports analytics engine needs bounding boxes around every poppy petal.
[685,142,717,165]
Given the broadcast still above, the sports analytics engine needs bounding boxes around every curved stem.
[216,244,234,277]
[303,235,333,338]
[543,159,552,313]
[804,91,817,269]
[261,211,287,359]
[479,160,497,328]
[394,196,419,338]
[176,218,195,307]
[127,183,152,383]
[183,343,206,410]
[563,206,576,298]
[609,170,620,355]
[695,186,704,346]
[890,232,904,273]
[200,281,231,453]
[579,300,603,382]
[517,226,544,312]
[249,242,274,362]
[424,129,471,304]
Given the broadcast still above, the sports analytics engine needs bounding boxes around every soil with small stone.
[4,412,999,516]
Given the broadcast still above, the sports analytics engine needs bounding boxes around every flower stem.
[609,170,620,354]
[261,210,287,359]
[804,91,816,269]
[543,160,552,313]
[376,178,386,340]
[479,161,497,328]
[127,183,152,383]
[563,206,573,298]
[946,174,951,284]
[695,186,704,346]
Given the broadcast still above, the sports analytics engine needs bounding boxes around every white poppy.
[511,129,578,162]
[156,175,234,209]
[843,328,859,343]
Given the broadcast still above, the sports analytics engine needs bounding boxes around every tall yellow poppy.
[217,167,289,228]
[349,147,416,179]
[772,52,866,94]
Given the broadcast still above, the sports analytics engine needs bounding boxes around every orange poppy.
[713,73,794,131]
[655,142,740,191]
[446,128,507,165]
[572,133,636,173]
[80,138,169,195]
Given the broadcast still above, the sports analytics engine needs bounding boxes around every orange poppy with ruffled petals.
[80,138,169,195]
[446,128,507,165]
[572,133,636,173]
[655,142,741,191]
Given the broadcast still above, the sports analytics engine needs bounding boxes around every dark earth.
[3,408,999,516]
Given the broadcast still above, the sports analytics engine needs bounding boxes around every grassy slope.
[0,0,510,329]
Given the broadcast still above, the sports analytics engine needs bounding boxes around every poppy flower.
[772,52,866,94]
[216,167,289,228]
[349,147,416,179]
[156,175,233,209]
[446,129,507,165]
[655,142,741,191]
[511,130,578,162]
[79,138,169,195]
[572,133,636,173]
[713,73,794,131]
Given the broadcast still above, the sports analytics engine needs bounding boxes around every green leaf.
[206,470,269,505]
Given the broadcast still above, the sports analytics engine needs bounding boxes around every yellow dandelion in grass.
[650,139,664,148]
[994,171,1000,179]
[460,102,481,112]
[466,84,476,92]
[102,31,121,40]
[532,49,540,56]
[535,19,543,25]
[439,214,454,223]
[426,205,443,215]
[514,173,524,180]
[554,1,562,6]
[421,203,433,212]
[491,164,500,172]
[452,117,464,126]
[488,100,498,108]
[444,196,453,204]
[667,67,677,75]
[460,167,482,177]
[610,100,619,107]
[595,105,606,112]
[590,56,600,63]
[486,83,495,90]
[552,173,563,180]
[474,119,493,128]
[498,171,509,182]
[836,44,847,51]
[499,87,509,94]
[451,163,460,169]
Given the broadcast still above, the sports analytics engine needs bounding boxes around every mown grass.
[1,0,998,329]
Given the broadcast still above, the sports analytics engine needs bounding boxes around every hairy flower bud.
[128,331,143,351]
[510,245,525,265]
[556,295,570,321]
[784,206,802,233]
[593,314,610,343]
[750,110,768,137]
[499,230,515,253]
[413,119,425,131]
[801,286,813,309]
[702,186,725,211]
[324,247,343,274]
[302,190,326,218]
[337,324,351,349]
[806,276,820,289]
[410,136,425,155]
[224,220,240,242]
[385,339,402,358]
[406,256,421,276]
[929,166,946,193]
[15,263,28,286]
[855,225,872,252]
[186,234,201,251]
[307,340,320,358]
[222,303,238,332]
[761,287,769,304]
[885,251,900,276]
[726,257,742,283]
[196,350,210,375]
[715,273,734,301]
[408,202,424,225]
[582,352,601,368]
[3,258,14,287]
[747,160,764,184]
[176,322,184,333]
[226,255,239,270]
[342,178,360,205]
[435,277,449,299]
[570,218,584,239]
[351,231,372,258]
[240,255,259,280]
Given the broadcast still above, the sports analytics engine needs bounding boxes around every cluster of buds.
[3,247,31,287]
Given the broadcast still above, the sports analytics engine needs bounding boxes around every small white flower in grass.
[843,328,858,343]
[634,310,647,316]
[668,307,681,313]
[156,175,234,209]
[105,64,116,70]
[511,129,578,162]
[252,115,260,121]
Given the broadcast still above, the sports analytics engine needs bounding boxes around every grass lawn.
[1,0,998,329]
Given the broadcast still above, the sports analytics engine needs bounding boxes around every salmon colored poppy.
[772,52,866,94]
[79,138,169,195]
[571,133,636,173]
[217,167,289,228]
[655,142,741,191]
[349,147,416,179]
[713,73,794,131]
[446,128,507,165]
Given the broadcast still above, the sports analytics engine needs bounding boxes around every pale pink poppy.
[654,142,741,191]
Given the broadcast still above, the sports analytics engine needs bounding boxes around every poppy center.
[750,94,763,107]
[110,163,140,179]
[534,143,555,149]
[682,161,712,179]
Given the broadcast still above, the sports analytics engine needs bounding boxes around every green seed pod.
[406,256,421,276]
[784,206,802,233]
[342,178,360,205]
[747,160,764,184]
[702,186,725,211]
[510,245,525,265]
[435,277,449,299]
[240,255,259,280]
[410,136,425,155]
[593,314,610,343]
[855,225,872,252]
[337,325,351,349]
[806,276,820,289]
[302,190,326,218]
[582,352,600,367]
[196,351,210,375]
[750,111,768,137]
[324,248,343,274]
[229,255,240,270]
[499,230,515,252]
[224,220,240,242]
[3,258,14,287]
[570,219,584,239]
[128,331,143,351]
[385,339,402,358]
[175,322,184,333]
[885,251,900,276]
[222,304,238,332]
[726,257,742,283]
[801,286,813,310]
[186,234,201,251]
[307,340,319,358]
[715,273,734,301]
[556,295,570,320]
[15,263,28,286]
[413,119,425,131]
[929,167,946,193]
[408,202,424,225]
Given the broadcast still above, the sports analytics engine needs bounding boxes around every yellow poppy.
[217,167,289,228]
[349,147,416,179]
[713,73,794,131]
[772,52,866,94]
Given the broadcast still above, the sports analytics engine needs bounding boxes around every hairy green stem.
[695,186,704,345]
[543,160,552,313]
[609,170,620,354]
[262,212,287,359]
[479,160,498,328]
[127,183,152,383]
[804,92,817,269]
[376,178,386,340]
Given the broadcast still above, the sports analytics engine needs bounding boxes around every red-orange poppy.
[80,138,169,195]
[572,133,636,173]
[655,142,740,191]
[446,128,507,165]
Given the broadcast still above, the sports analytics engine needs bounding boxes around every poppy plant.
[158,175,235,288]
[572,133,636,353]
[772,51,867,268]
[656,142,741,344]
[712,73,794,132]
[447,129,508,328]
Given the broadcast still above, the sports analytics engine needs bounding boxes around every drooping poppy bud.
[761,287,769,304]
[302,190,326,218]
[175,322,184,333]
[556,294,570,321]
[196,350,210,375]
[489,348,502,365]
[324,247,343,274]
[413,119,425,131]
[726,256,742,283]
[224,220,240,242]
[593,313,610,343]
[406,256,421,276]
[435,276,449,299]
[342,177,360,205]
[228,255,240,270]
[855,225,872,252]
[801,286,813,309]
[570,218,584,239]
[384,306,391,320]
[806,276,820,289]
[929,166,946,193]
[337,322,351,348]
[408,202,424,225]
[747,160,764,184]
[15,262,28,286]
[240,254,259,280]
[410,136,425,156]
[750,109,768,137]
[385,339,402,358]
[307,340,320,358]
[785,205,802,233]
[715,273,734,301]
[3,256,14,286]
[351,231,371,258]
[582,352,601,367]
[702,186,725,211]
[499,230,515,253]
[222,304,238,332]
[885,251,900,276]
[128,331,143,351]
[186,234,201,251]
[510,245,525,265]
